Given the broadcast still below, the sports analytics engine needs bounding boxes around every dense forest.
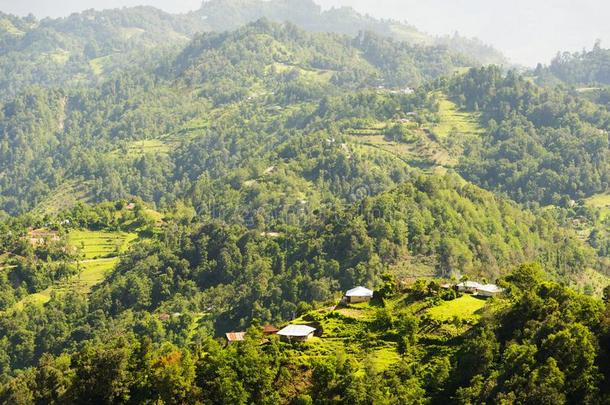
[0,0,505,100]
[0,20,472,216]
[537,41,610,86]
[2,262,610,404]
[448,66,609,205]
[0,1,610,403]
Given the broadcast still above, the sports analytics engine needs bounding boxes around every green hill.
[0,0,507,100]
[0,6,609,403]
[3,265,609,403]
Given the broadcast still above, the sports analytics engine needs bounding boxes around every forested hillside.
[0,176,597,386]
[448,66,609,205]
[3,262,610,404]
[0,7,203,99]
[195,0,507,66]
[0,0,507,99]
[1,2,610,403]
[536,42,610,86]
[0,20,472,216]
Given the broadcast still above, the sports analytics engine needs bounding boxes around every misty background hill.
[2,0,609,66]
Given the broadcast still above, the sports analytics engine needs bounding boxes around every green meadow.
[11,231,137,311]
[68,230,138,260]
[427,294,487,322]
[585,192,610,221]
[431,94,483,139]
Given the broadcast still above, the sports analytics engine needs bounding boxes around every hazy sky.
[1,0,609,66]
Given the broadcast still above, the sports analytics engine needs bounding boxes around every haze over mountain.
[2,0,609,65]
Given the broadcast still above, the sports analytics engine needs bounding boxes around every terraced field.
[272,62,335,84]
[585,192,610,221]
[284,293,491,374]
[68,230,138,259]
[13,258,119,310]
[347,122,457,169]
[33,180,95,215]
[431,94,483,139]
[11,230,137,311]
[124,139,176,157]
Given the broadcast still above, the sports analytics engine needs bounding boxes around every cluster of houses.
[26,229,61,246]
[226,286,375,343]
[224,280,503,344]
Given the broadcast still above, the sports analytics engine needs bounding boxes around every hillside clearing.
[282,292,491,374]
[68,230,137,260]
[585,192,610,221]
[12,258,119,311]
[431,94,482,139]
[10,230,137,311]
[33,180,95,216]
[428,295,487,322]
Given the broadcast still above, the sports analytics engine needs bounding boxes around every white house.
[456,281,483,294]
[345,286,374,303]
[476,284,505,298]
[277,325,316,342]
[456,281,504,297]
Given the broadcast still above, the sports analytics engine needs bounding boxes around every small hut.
[263,325,280,335]
[476,284,504,298]
[225,332,246,343]
[344,286,374,303]
[277,325,316,342]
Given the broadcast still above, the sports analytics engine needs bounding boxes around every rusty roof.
[263,325,279,334]
[225,332,246,342]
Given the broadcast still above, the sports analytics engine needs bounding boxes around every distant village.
[219,280,504,344]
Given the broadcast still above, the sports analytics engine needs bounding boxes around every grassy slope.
[585,192,610,221]
[12,230,137,311]
[431,94,483,139]
[68,230,137,259]
[33,180,95,216]
[349,126,455,169]
[347,92,482,172]
[271,62,335,84]
[427,294,487,322]
[283,292,492,374]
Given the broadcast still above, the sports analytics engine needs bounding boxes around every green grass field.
[33,180,95,216]
[431,94,482,139]
[12,258,119,310]
[368,344,401,373]
[428,295,488,322]
[119,27,145,40]
[272,62,335,84]
[585,192,610,221]
[89,55,114,76]
[124,139,173,157]
[76,258,120,289]
[68,230,137,259]
[10,231,137,312]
